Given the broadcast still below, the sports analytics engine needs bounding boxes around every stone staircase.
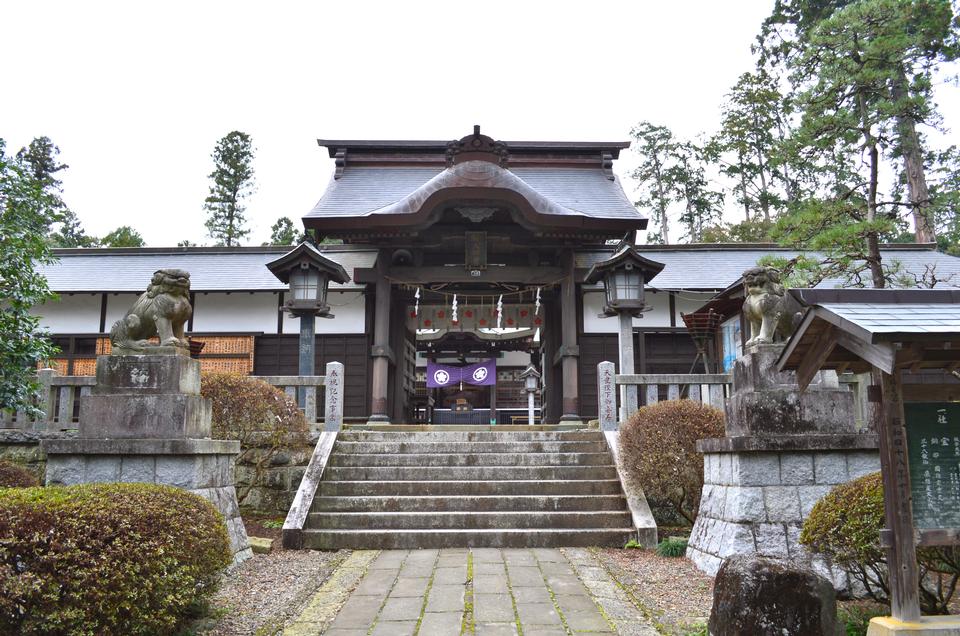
[299,429,637,549]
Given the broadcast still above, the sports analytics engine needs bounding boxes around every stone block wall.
[233,441,313,514]
[1,431,313,517]
[45,440,252,562]
[688,448,880,588]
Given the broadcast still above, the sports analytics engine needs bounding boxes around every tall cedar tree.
[0,139,59,413]
[204,131,255,247]
[16,137,94,247]
[758,0,960,244]
[630,123,676,244]
[669,142,725,242]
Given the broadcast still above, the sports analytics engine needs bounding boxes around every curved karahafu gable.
[303,128,647,238]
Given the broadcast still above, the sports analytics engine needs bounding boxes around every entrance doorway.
[407,297,543,425]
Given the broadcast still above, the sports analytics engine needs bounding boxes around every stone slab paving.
[285,547,655,635]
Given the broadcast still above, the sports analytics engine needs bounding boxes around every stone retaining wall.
[688,447,880,588]
[0,430,312,517]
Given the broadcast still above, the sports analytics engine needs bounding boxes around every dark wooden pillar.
[369,251,393,423]
[875,368,921,620]
[559,250,581,423]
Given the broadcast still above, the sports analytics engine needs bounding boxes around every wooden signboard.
[905,402,960,529]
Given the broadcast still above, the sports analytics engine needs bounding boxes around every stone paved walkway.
[284,547,656,635]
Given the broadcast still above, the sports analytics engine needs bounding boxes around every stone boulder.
[708,555,840,636]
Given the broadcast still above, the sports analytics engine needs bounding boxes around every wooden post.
[369,252,392,423]
[876,368,922,621]
[597,361,617,431]
[489,381,497,425]
[323,361,344,432]
[559,250,580,422]
[618,312,638,421]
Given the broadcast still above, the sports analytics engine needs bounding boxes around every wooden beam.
[797,325,837,391]
[355,265,564,285]
[835,330,895,374]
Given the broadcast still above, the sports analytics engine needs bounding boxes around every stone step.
[300,528,636,549]
[316,479,625,497]
[328,452,613,467]
[336,431,603,442]
[323,465,618,482]
[306,510,633,530]
[310,494,629,513]
[332,440,608,454]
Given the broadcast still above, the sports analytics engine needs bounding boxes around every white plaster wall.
[281,291,366,334]
[636,289,673,328]
[582,289,674,333]
[192,292,281,333]
[33,294,101,333]
[674,292,718,318]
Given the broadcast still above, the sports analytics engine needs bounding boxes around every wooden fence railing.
[597,361,866,430]
[2,361,346,432]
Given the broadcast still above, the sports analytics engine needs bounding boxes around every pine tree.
[204,131,255,247]
[100,226,145,247]
[758,0,960,244]
[265,217,303,246]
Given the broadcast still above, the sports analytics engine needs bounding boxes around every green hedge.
[0,460,38,487]
[801,472,960,615]
[0,483,231,635]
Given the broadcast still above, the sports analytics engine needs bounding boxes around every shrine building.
[31,128,960,424]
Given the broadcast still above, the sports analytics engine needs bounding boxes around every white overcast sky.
[3,1,958,246]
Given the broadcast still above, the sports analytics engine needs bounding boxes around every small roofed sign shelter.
[777,289,960,628]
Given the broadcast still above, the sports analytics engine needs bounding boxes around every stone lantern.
[519,364,541,426]
[266,242,350,405]
[585,247,664,420]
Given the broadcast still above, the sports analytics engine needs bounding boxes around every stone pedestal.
[42,355,251,563]
[686,345,879,590]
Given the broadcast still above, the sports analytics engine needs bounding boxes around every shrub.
[619,399,725,525]
[801,472,960,614]
[201,372,308,505]
[656,536,689,558]
[0,482,231,635]
[0,460,38,487]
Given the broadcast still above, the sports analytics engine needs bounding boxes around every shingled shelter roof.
[778,288,960,387]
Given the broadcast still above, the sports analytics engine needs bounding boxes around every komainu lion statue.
[110,269,192,355]
[742,266,801,346]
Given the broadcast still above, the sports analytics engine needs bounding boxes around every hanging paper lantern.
[519,309,528,318]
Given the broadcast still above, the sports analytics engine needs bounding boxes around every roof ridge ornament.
[446,125,509,168]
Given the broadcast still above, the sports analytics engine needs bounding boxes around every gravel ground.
[595,548,714,635]
[198,548,350,635]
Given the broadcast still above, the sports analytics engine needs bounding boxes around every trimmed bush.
[201,372,308,505]
[656,536,689,558]
[619,399,725,525]
[801,472,960,614]
[0,482,231,635]
[0,459,38,487]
